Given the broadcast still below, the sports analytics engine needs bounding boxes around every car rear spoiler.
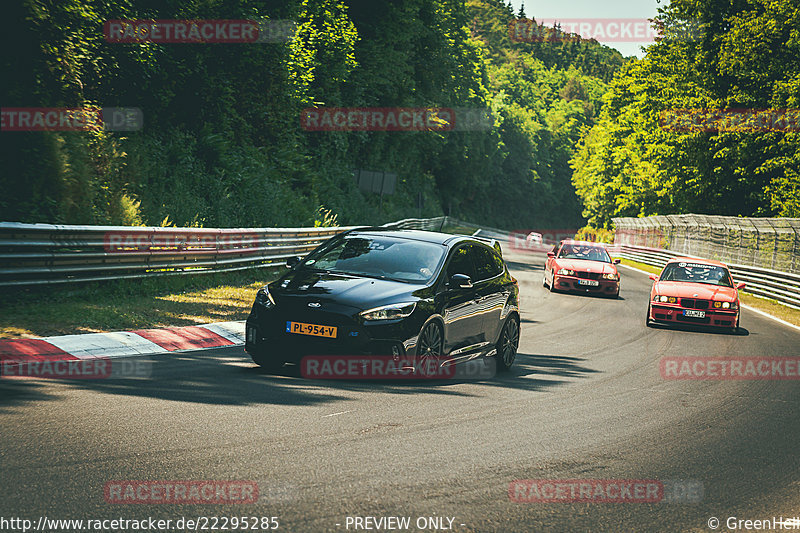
[472,234,503,257]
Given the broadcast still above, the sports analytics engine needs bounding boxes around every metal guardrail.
[0,217,448,287]
[3,213,797,310]
[613,214,800,274]
[607,244,800,310]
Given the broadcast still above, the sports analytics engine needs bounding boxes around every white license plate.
[683,309,706,318]
[578,279,599,286]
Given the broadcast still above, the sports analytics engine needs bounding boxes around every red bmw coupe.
[646,258,745,332]
[543,240,621,298]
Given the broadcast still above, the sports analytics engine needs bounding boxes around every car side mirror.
[613,258,621,264]
[286,256,301,268]
[546,252,555,258]
[449,273,473,289]
[736,282,746,290]
[649,274,659,281]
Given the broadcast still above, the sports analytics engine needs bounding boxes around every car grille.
[576,271,601,280]
[680,298,709,309]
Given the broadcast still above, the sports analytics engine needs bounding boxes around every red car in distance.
[543,240,621,298]
[646,258,745,332]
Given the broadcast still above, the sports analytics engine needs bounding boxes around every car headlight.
[557,268,574,276]
[602,273,619,281]
[655,295,676,303]
[255,287,276,308]
[359,302,417,321]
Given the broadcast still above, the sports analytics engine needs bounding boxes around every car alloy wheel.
[416,322,443,376]
[497,317,519,371]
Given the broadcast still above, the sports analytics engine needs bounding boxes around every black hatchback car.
[245,228,520,375]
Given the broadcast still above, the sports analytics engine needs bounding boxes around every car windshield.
[301,235,445,283]
[660,262,733,287]
[557,244,611,263]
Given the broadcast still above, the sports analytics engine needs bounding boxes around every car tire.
[249,350,286,373]
[645,304,653,328]
[548,272,556,292]
[496,317,520,372]
[732,315,740,335]
[416,321,444,376]
[542,275,548,289]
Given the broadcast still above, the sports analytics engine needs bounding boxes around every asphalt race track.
[2,249,799,533]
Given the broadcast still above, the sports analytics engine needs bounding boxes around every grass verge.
[619,258,800,328]
[0,267,283,339]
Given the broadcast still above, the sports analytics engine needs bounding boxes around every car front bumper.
[553,275,619,295]
[244,302,426,363]
[649,303,738,327]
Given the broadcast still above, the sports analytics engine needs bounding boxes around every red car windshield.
[660,262,733,287]
[558,244,611,263]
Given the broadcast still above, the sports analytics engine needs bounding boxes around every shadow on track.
[648,322,750,336]
[0,350,599,410]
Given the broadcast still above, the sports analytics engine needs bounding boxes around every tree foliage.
[1,0,627,229]
[572,0,800,227]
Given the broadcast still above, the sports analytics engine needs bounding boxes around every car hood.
[554,258,617,274]
[270,268,424,311]
[653,281,738,301]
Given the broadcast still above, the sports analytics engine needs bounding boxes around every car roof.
[665,257,728,268]
[348,228,500,250]
[348,228,462,245]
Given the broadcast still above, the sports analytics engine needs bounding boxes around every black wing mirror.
[286,256,301,268]
[449,273,473,289]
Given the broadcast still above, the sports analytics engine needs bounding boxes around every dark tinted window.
[473,245,503,280]
[303,235,445,282]
[446,244,476,279]
[490,248,505,275]
[660,262,733,287]
[557,243,611,263]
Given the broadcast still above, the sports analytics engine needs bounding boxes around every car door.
[471,244,509,346]
[439,243,483,355]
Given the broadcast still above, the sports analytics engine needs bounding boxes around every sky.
[507,0,662,58]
